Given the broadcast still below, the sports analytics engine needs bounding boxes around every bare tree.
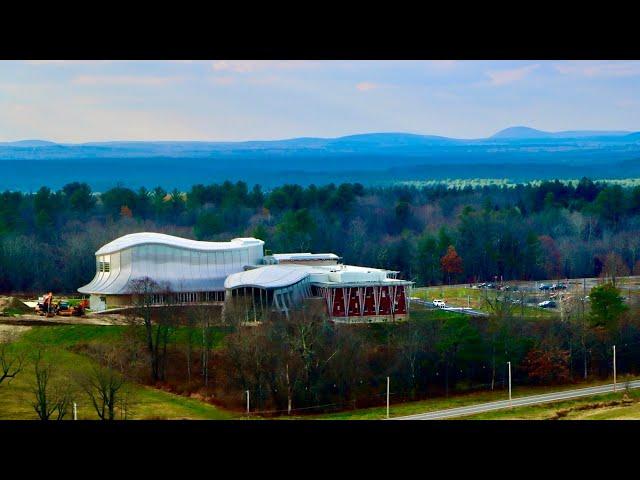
[181,303,222,389]
[184,310,197,384]
[31,351,72,420]
[0,339,24,386]
[128,277,175,382]
[396,323,423,399]
[80,365,126,420]
[601,251,630,288]
[483,289,515,390]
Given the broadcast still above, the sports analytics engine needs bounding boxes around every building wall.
[80,241,263,296]
[318,284,410,322]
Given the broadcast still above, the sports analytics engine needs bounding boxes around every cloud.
[427,60,457,70]
[209,76,235,86]
[72,75,184,86]
[486,64,540,86]
[555,61,640,78]
[356,81,379,92]
[615,98,640,108]
[211,60,317,73]
[24,60,113,66]
[0,99,203,142]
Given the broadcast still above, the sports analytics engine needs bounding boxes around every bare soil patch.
[0,324,31,342]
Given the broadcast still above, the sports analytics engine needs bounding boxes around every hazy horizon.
[1,60,639,142]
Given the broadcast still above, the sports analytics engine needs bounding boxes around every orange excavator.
[56,299,88,317]
[36,292,56,317]
[35,293,88,317]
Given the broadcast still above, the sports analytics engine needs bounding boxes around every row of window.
[149,291,225,305]
[133,245,254,266]
[98,261,110,272]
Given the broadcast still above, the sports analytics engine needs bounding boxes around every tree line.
[47,281,640,414]
[2,177,640,293]
[1,278,635,417]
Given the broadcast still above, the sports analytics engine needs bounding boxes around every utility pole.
[613,345,617,393]
[73,402,78,420]
[246,390,250,416]
[386,376,390,419]
[507,361,512,407]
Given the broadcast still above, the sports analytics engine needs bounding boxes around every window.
[99,261,110,272]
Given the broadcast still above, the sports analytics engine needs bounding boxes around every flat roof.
[270,253,340,261]
[224,264,315,289]
[225,263,412,290]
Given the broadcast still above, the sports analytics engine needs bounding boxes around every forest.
[2,177,640,415]
[1,177,640,293]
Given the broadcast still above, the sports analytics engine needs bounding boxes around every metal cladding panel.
[103,248,133,294]
[78,234,261,294]
[379,286,391,314]
[332,288,346,317]
[224,264,312,290]
[364,286,376,315]
[89,254,112,292]
[395,285,407,314]
[95,232,264,255]
[98,251,122,292]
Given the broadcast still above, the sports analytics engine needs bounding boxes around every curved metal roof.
[95,232,264,255]
[224,265,314,290]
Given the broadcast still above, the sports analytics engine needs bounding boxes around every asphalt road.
[392,380,640,420]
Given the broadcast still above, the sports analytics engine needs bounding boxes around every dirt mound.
[0,324,31,342]
[0,296,32,314]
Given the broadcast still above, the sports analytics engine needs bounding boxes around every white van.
[433,299,446,308]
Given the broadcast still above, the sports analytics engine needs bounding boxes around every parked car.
[539,284,551,291]
[551,283,567,290]
[538,300,557,308]
[500,285,519,291]
[433,299,446,308]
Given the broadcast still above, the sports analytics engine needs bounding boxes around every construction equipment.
[35,292,56,317]
[56,301,73,316]
[35,294,88,317]
[57,299,87,316]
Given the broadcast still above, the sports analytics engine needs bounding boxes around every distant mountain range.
[1,127,638,152]
[1,127,639,191]
[489,126,633,139]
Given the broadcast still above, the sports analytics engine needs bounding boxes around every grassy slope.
[309,375,640,420]
[5,313,638,421]
[462,389,640,420]
[0,325,237,420]
[413,285,554,318]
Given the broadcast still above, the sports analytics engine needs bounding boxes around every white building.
[225,254,412,323]
[78,232,264,311]
[79,232,412,322]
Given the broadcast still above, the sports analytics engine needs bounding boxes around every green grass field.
[412,285,555,318]
[462,388,640,420]
[0,325,238,420]
[309,375,640,420]
[4,314,638,421]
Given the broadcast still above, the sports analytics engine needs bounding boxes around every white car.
[433,299,446,308]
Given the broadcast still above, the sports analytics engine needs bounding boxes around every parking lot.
[412,275,640,316]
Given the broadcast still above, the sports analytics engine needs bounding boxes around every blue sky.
[0,60,639,142]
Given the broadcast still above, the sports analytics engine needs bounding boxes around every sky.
[0,60,639,142]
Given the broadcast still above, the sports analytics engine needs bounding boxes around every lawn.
[0,325,237,420]
[308,375,640,420]
[18,324,231,349]
[462,388,640,420]
[412,285,555,318]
